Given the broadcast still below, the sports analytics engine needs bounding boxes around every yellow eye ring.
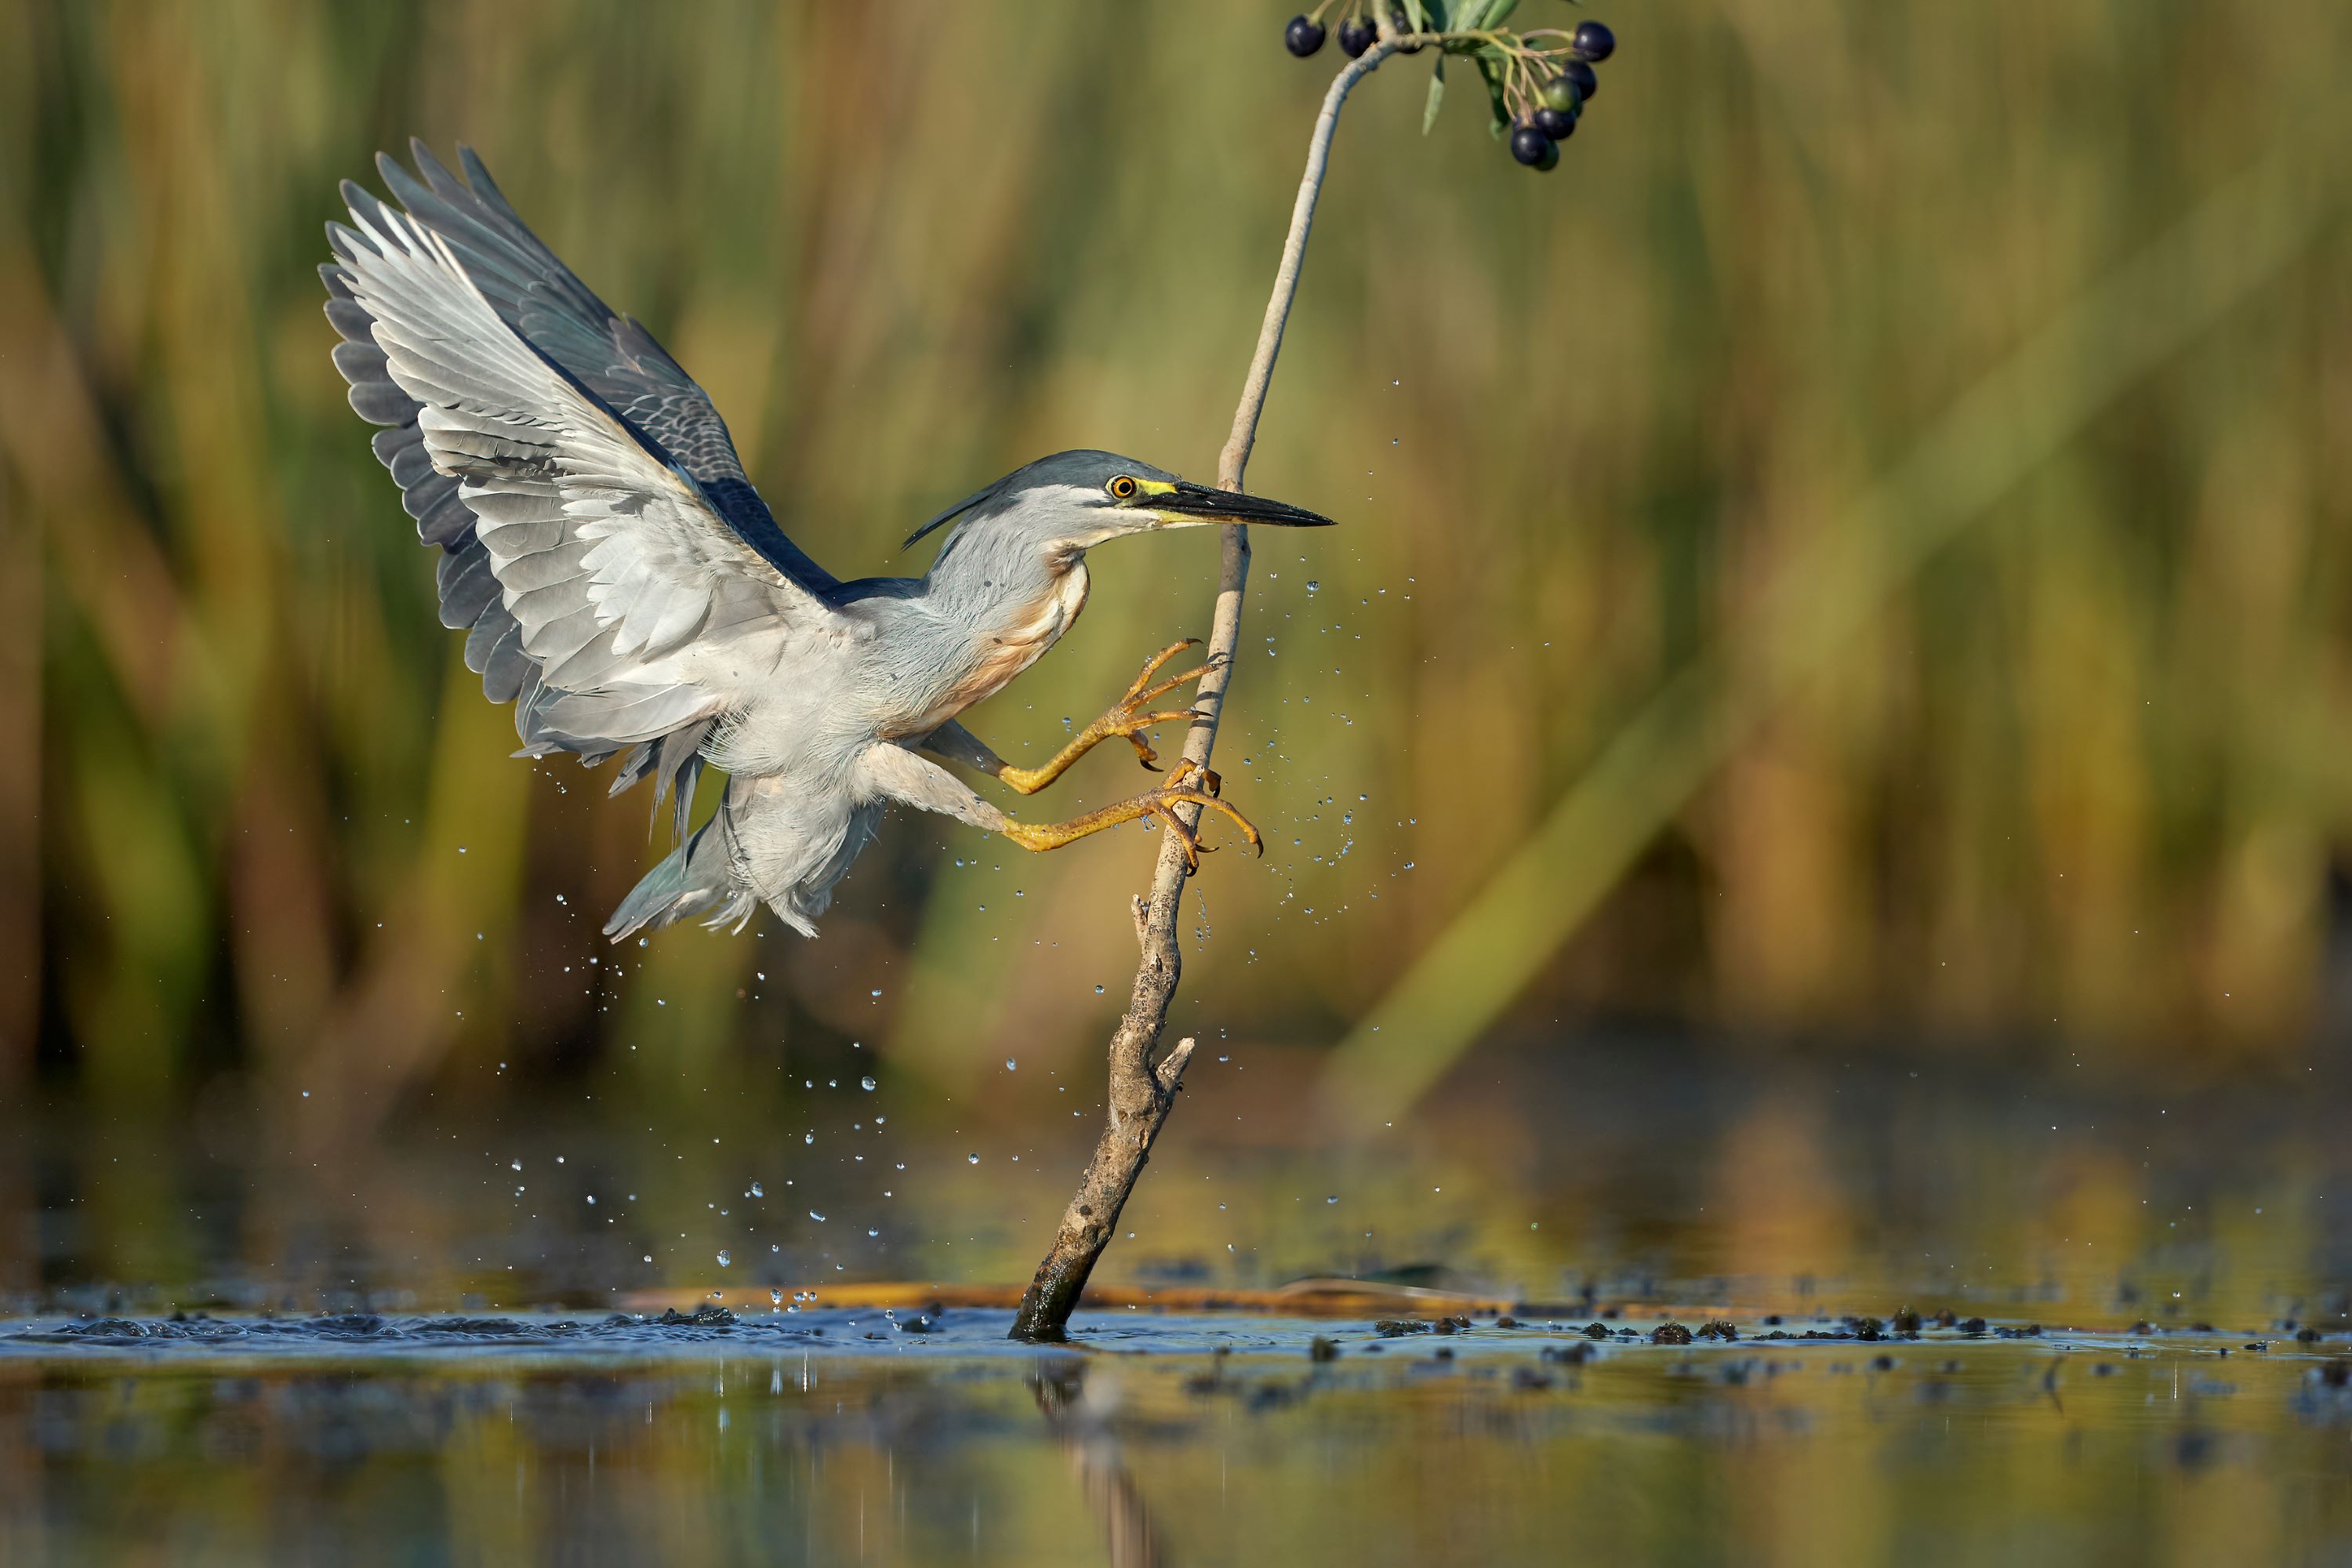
[1108,475,1139,499]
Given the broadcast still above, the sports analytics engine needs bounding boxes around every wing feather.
[324,143,853,838]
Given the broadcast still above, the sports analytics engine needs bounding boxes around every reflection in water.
[0,1318,2345,1565]
[0,1042,2344,1563]
[1035,1358,1164,1568]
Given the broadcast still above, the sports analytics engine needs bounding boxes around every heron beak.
[1152,480,1336,528]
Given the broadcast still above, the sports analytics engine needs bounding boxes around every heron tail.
[603,807,756,942]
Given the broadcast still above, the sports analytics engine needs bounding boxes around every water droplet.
[587,1195,597,1206]
[642,1254,652,1263]
[1327,1195,1338,1204]
[716,1250,731,1268]
[510,1160,521,1171]
[860,1076,877,1091]
[1004,1058,1017,1072]
[771,1287,783,1306]
[1094,984,1105,994]
[809,1210,826,1222]
[867,1229,880,1238]
[967,1152,980,1164]
[1305,579,1320,595]
[804,1132,815,1145]
[750,1182,764,1198]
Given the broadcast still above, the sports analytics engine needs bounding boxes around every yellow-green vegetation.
[5,0,2352,1123]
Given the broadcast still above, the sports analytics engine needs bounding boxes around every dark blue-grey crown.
[902,450,1180,550]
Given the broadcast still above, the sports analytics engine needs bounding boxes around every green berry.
[1541,76,1583,115]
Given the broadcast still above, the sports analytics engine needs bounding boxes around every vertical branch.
[1011,38,1405,1341]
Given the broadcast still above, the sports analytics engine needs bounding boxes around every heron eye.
[1108,475,1139,500]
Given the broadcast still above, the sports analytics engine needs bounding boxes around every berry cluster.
[1283,5,1618,174]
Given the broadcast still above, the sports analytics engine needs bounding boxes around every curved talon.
[1151,785,1261,862]
[1108,641,1218,764]
[1121,638,1203,706]
[994,639,1222,795]
[1164,760,1223,798]
[1105,707,1201,772]
[996,781,1262,870]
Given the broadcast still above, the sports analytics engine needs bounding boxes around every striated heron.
[324,143,1332,940]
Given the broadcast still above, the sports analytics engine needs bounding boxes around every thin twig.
[1008,38,1403,1340]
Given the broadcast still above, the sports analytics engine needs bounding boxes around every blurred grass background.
[4,0,2352,1142]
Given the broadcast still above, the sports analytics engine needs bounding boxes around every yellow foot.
[996,765,1262,874]
[996,637,1221,793]
[1109,638,1221,771]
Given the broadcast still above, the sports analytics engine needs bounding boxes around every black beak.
[1158,480,1336,528]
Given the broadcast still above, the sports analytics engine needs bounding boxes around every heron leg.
[995,638,1219,794]
[994,761,1261,873]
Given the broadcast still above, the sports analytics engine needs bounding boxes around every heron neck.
[918,521,1080,641]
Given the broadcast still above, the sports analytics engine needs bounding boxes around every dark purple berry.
[1573,20,1616,63]
[1509,124,1551,166]
[1338,16,1376,56]
[1562,58,1599,102]
[1534,136,1561,172]
[1534,106,1577,140]
[1285,15,1327,56]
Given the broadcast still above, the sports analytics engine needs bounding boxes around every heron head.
[904,449,1334,556]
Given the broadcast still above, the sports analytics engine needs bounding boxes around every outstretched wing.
[365,141,833,590]
[324,147,847,831]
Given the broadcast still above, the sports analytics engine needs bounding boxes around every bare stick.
[1010,38,1406,1341]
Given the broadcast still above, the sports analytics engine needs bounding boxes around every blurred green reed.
[4,0,2352,1123]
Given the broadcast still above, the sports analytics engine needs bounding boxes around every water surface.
[2,1306,2348,1566]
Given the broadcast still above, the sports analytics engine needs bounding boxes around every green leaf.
[1403,0,1429,31]
[1475,53,1510,137]
[1483,0,1519,24]
[1422,57,1446,135]
[1452,0,1490,28]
